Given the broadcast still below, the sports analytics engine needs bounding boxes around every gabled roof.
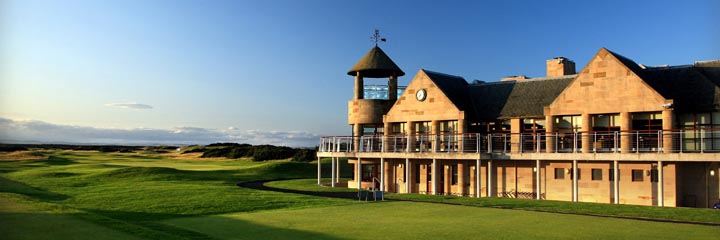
[422,70,472,111]
[641,66,720,112]
[469,76,574,120]
[347,46,405,78]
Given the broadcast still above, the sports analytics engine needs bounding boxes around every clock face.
[416,88,427,101]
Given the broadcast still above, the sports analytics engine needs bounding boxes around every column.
[354,71,364,100]
[331,157,336,187]
[405,158,410,193]
[353,124,362,152]
[383,121,391,152]
[572,160,578,202]
[613,160,619,204]
[431,120,440,152]
[662,109,675,153]
[487,160,493,197]
[380,158,385,192]
[620,112,631,153]
[536,160,541,200]
[545,115,556,153]
[317,157,321,185]
[476,159,481,198]
[357,158,362,191]
[383,159,391,192]
[432,159,437,195]
[510,118,522,153]
[335,158,340,184]
[388,75,398,101]
[581,113,591,153]
[458,162,465,196]
[658,161,664,207]
[407,121,415,152]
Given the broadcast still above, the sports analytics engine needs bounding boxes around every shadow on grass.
[0,176,69,201]
[164,214,351,240]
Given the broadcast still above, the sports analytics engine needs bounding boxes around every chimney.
[546,57,576,77]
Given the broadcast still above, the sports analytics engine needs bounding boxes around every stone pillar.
[458,162,466,196]
[545,115,556,153]
[444,162,451,195]
[658,161,664,207]
[432,159,437,195]
[331,157,336,187]
[357,158,362,191]
[581,113,591,153]
[354,71,364,100]
[407,121,415,152]
[487,160,493,197]
[536,160,541,200]
[510,118,522,153]
[458,118,466,152]
[431,120,440,153]
[662,109,675,153]
[620,112,631,153]
[388,75,398,101]
[382,158,390,192]
[613,160,619,204]
[572,160,578,202]
[476,159,481,198]
[406,158,411,193]
[383,121,391,152]
[353,124,362,152]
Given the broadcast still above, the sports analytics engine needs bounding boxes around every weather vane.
[371,29,386,46]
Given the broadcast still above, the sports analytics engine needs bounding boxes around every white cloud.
[105,103,153,110]
[0,118,320,147]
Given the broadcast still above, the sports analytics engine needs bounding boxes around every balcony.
[317,130,720,161]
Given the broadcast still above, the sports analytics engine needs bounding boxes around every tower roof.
[347,46,405,78]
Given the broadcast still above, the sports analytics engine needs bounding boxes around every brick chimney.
[546,57,576,77]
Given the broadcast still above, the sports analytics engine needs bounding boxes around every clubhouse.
[317,46,720,208]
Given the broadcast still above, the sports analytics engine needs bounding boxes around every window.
[651,169,658,183]
[415,164,421,184]
[632,169,643,182]
[451,164,458,185]
[554,168,565,179]
[609,169,619,181]
[592,169,603,181]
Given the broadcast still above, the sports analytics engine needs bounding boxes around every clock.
[416,88,427,101]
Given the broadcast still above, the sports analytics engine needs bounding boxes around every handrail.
[319,130,720,154]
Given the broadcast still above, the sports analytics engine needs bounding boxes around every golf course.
[1,150,718,239]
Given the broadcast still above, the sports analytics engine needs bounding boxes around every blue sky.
[1,0,718,146]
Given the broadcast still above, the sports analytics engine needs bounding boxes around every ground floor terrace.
[316,153,720,208]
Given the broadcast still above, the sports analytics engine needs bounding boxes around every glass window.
[592,169,602,181]
[632,169,643,182]
[554,168,565,179]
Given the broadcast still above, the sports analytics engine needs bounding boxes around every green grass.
[2,151,718,240]
[163,201,720,240]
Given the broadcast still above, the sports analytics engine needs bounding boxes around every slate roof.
[468,76,574,120]
[423,70,472,112]
[348,46,405,78]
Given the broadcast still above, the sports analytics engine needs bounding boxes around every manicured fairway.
[1,151,718,240]
[164,201,720,240]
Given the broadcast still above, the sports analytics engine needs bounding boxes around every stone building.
[317,46,720,208]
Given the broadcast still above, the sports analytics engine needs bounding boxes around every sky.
[1,0,718,147]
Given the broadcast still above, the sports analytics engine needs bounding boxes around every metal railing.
[318,130,720,154]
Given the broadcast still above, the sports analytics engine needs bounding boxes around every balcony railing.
[318,130,720,154]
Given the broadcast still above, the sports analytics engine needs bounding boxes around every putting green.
[163,201,720,240]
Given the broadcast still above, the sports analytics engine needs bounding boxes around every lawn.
[1,151,718,240]
[164,201,720,240]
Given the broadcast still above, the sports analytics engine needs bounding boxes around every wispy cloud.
[105,103,153,110]
[0,118,320,147]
